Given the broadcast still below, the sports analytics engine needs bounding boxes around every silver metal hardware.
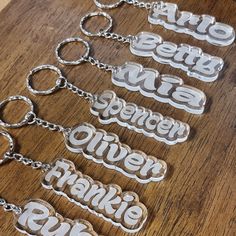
[93,0,235,46]
[0,198,22,215]
[80,12,224,82]
[55,37,115,71]
[93,0,124,9]
[0,130,51,171]
[83,56,115,71]
[56,37,90,65]
[0,95,70,134]
[80,12,133,43]
[0,95,34,128]
[4,152,51,172]
[80,11,113,37]
[27,65,63,95]
[124,0,154,9]
[27,64,95,102]
[99,31,134,44]
[0,131,15,165]
[93,0,153,10]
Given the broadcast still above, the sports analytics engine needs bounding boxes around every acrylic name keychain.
[0,130,148,233]
[56,36,206,115]
[0,197,99,236]
[92,0,235,47]
[80,12,224,82]
[0,95,167,183]
[27,64,190,145]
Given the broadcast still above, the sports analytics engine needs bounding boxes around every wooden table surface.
[0,0,235,235]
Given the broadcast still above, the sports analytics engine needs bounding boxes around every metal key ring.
[80,12,113,37]
[93,0,124,9]
[0,95,34,128]
[56,37,90,65]
[0,131,15,164]
[27,65,65,95]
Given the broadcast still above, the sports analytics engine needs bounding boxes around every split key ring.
[0,131,15,164]
[0,96,35,129]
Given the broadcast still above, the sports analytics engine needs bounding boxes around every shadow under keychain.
[0,197,99,236]
[80,12,224,82]
[0,130,148,233]
[0,94,167,183]
[56,36,207,115]
[92,0,235,47]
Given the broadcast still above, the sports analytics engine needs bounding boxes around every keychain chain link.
[34,117,70,134]
[83,56,115,72]
[0,198,22,215]
[124,0,154,9]
[56,75,95,102]
[100,32,134,44]
[26,112,71,135]
[64,81,95,103]
[4,152,51,172]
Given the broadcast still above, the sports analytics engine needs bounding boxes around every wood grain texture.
[0,0,235,235]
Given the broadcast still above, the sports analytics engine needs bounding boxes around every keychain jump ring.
[0,131,15,165]
[0,95,34,128]
[93,0,124,9]
[56,37,90,65]
[80,12,113,37]
[27,65,64,95]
